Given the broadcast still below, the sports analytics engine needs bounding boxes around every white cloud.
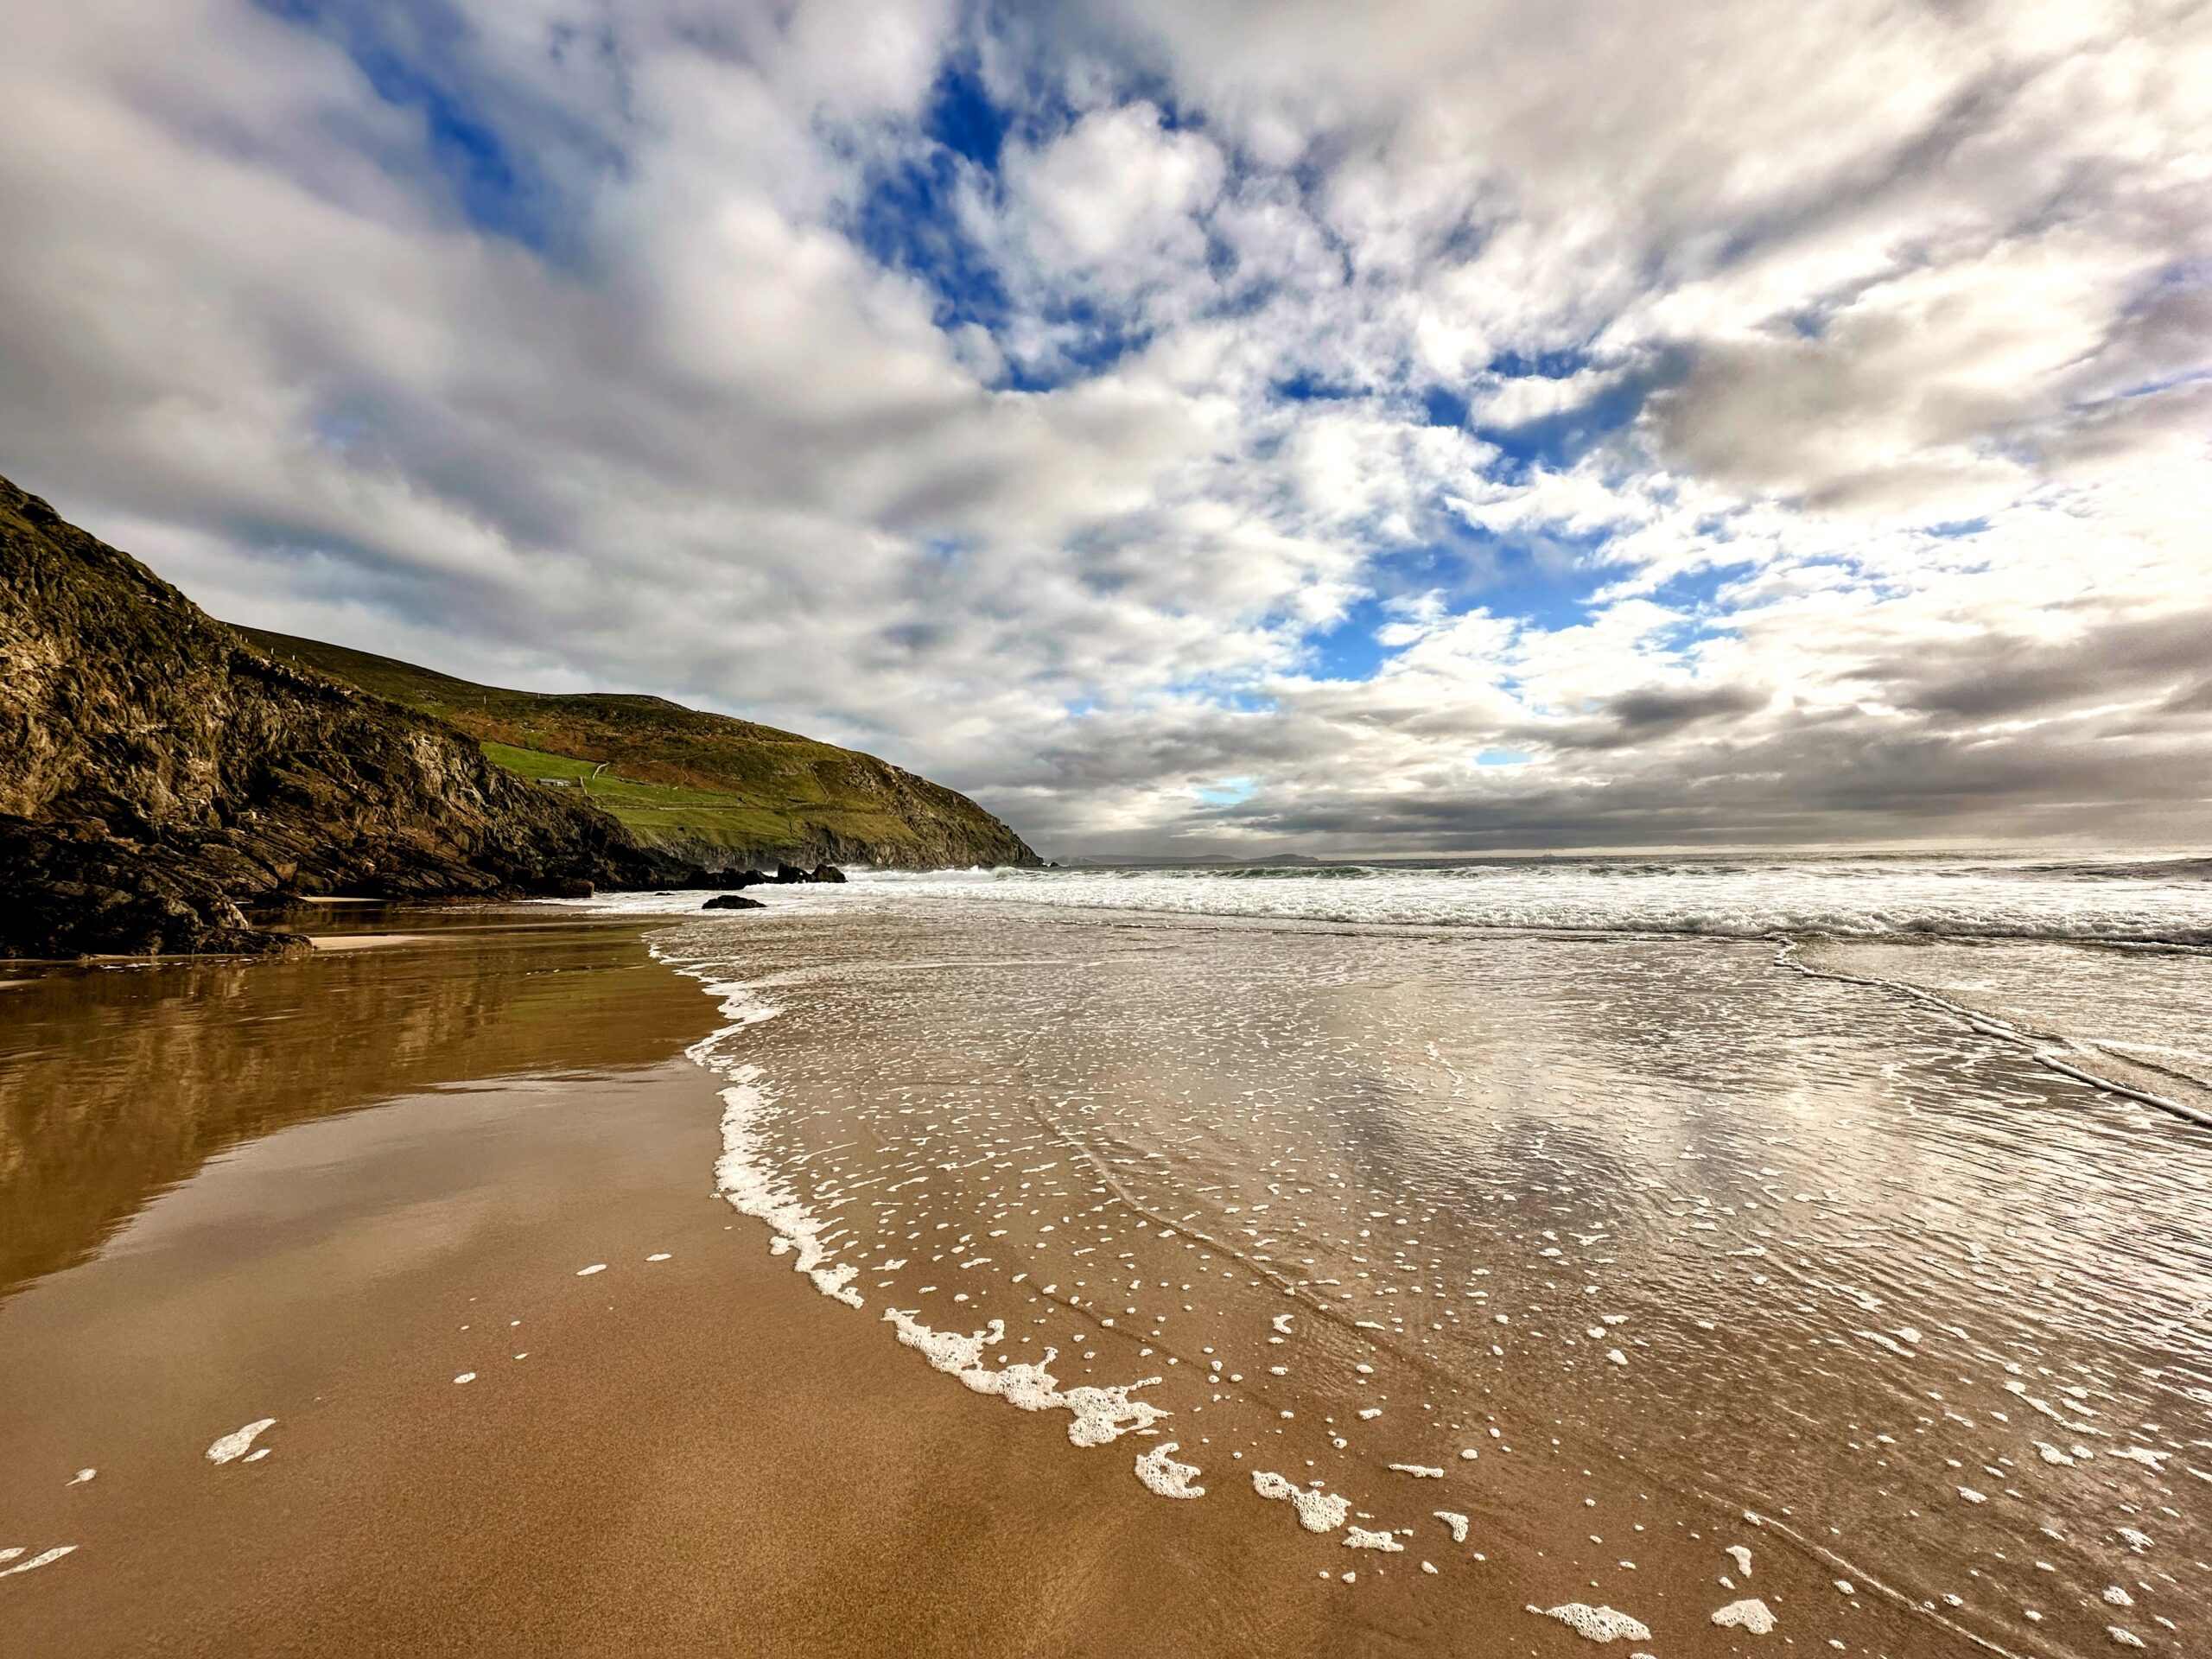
[1,0,2207,855]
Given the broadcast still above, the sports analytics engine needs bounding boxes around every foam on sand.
[715,1071,862,1308]
[1713,1598,1777,1633]
[1135,1441,1205,1499]
[1388,1463,1445,1478]
[671,971,867,1308]
[0,1546,76,1579]
[880,1309,1166,1446]
[1433,1510,1470,1543]
[205,1418,276,1465]
[664,957,1186,1498]
[1527,1603,1652,1643]
[1726,1543,1753,1576]
[1252,1470,1350,1533]
[1344,1527,1404,1552]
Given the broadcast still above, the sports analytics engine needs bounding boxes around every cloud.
[1,0,2207,855]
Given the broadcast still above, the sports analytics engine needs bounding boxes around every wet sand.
[0,917,1675,1656]
[0,912,2119,1656]
[2,918,1337,1656]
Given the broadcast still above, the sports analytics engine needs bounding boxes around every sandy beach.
[3,888,2201,1657]
[0,915,1344,1656]
[9,0,2207,1646]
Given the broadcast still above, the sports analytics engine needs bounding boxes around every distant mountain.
[235,631,1039,874]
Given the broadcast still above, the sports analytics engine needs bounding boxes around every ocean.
[580,854,2212,1654]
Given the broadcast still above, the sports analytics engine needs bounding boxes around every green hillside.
[234,629,1039,871]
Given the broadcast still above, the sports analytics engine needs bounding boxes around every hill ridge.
[235,629,1041,873]
[0,474,702,957]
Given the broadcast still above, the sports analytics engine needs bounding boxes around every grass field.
[480,741,906,852]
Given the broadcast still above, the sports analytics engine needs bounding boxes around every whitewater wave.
[823,855,2212,946]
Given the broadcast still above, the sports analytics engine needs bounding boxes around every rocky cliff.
[0,476,698,957]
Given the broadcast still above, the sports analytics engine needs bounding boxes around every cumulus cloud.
[2,0,2207,855]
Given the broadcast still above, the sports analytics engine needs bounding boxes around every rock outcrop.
[0,476,705,957]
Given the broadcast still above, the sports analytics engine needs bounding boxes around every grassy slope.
[234,629,1037,868]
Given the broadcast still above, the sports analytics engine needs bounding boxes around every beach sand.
[0,918,1319,1655]
[0,914,2032,1656]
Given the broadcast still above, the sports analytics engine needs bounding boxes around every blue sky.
[4,0,2209,853]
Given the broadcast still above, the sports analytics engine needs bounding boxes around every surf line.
[1772,938,2212,1128]
[652,943,1179,1457]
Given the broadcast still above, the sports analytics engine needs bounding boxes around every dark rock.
[772,863,810,884]
[0,815,311,959]
[0,475,702,959]
[658,866,761,890]
[537,877,595,899]
[702,893,766,911]
[808,863,846,883]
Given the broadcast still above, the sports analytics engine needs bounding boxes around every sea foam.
[1713,1598,1777,1633]
[1135,1441,1205,1499]
[0,1546,76,1580]
[1529,1603,1651,1643]
[880,1309,1167,1446]
[205,1418,276,1465]
[1252,1470,1350,1533]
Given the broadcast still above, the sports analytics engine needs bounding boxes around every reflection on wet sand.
[664,899,2212,1657]
[0,915,709,1296]
[2,889,2205,1657]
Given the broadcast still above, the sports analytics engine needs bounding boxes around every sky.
[3,0,2209,857]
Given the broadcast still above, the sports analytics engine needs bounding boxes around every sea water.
[581,855,2212,1654]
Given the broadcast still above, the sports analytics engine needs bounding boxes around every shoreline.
[0,912,1481,1655]
[0,902,2163,1656]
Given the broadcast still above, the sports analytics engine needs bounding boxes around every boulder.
[0,816,311,959]
[809,864,847,884]
[702,893,766,911]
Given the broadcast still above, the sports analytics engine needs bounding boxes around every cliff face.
[0,477,687,957]
[239,632,1043,873]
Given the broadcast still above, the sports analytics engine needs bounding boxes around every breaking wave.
[836,855,2212,945]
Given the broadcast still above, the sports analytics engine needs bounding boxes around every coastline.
[1,897,2179,1656]
[0,912,1452,1656]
